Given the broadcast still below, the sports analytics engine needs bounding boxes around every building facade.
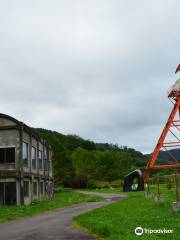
[0,113,53,205]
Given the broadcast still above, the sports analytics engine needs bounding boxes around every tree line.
[34,128,148,188]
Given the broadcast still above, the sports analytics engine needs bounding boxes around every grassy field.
[75,186,180,240]
[0,190,102,223]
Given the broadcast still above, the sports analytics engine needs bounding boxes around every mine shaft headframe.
[147,65,180,169]
[168,80,180,100]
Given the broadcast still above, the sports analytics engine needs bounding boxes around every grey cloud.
[0,0,180,153]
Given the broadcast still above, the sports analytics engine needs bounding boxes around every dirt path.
[0,191,126,240]
[77,190,125,202]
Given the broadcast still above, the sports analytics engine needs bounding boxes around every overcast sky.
[0,1,180,153]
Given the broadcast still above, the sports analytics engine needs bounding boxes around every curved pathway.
[0,191,126,240]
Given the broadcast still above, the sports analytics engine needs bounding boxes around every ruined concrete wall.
[0,117,16,126]
[0,130,20,170]
[0,115,53,205]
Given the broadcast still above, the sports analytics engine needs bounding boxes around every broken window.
[0,183,3,205]
[49,161,52,173]
[0,182,16,205]
[38,150,42,170]
[0,147,15,164]
[44,159,49,171]
[22,142,28,167]
[33,182,38,196]
[24,181,29,197]
[40,182,44,195]
[31,147,36,169]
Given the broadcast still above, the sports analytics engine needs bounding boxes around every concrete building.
[0,113,53,205]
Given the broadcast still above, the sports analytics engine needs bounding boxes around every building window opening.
[22,142,28,167]
[0,182,16,205]
[38,150,42,170]
[33,182,38,196]
[44,159,49,171]
[32,147,36,169]
[0,147,15,164]
[24,181,29,197]
[40,182,44,195]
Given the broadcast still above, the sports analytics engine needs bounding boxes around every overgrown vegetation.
[0,190,102,223]
[34,128,147,188]
[75,186,180,240]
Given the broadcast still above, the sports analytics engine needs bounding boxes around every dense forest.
[33,128,148,188]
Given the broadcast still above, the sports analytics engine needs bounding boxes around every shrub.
[87,180,110,189]
[87,179,123,189]
[111,179,123,188]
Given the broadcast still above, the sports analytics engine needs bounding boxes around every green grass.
[75,186,180,240]
[0,190,102,223]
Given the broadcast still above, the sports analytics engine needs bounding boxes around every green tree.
[72,148,97,187]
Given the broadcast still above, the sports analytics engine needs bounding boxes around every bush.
[111,180,123,188]
[87,180,110,189]
[87,179,123,189]
[54,186,64,193]
[87,179,97,189]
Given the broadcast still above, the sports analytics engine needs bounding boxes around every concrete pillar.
[16,180,21,205]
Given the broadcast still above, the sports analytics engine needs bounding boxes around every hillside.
[145,149,180,164]
[33,128,148,187]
